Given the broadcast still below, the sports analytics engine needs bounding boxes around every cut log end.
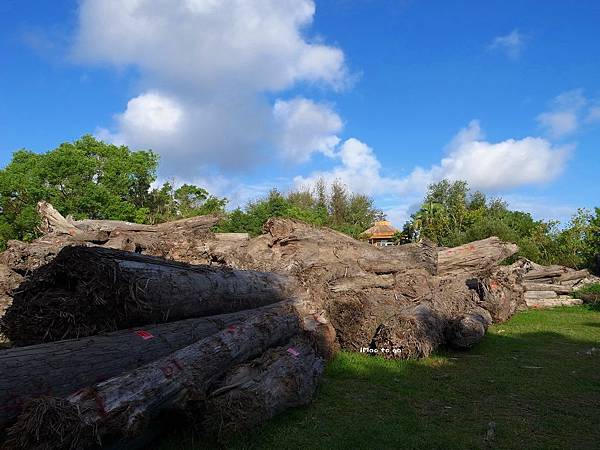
[2,396,98,450]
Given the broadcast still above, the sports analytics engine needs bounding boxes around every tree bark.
[0,303,289,431]
[203,336,324,438]
[556,269,590,283]
[523,283,573,294]
[1,247,298,346]
[437,237,519,276]
[3,308,301,450]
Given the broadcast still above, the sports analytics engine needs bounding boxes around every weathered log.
[523,267,567,281]
[3,307,301,450]
[0,303,288,430]
[524,290,558,300]
[437,237,519,276]
[523,283,573,294]
[0,265,22,320]
[37,201,220,235]
[1,246,297,346]
[556,269,590,283]
[203,336,324,437]
[477,261,526,323]
[446,311,492,349]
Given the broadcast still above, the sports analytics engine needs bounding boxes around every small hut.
[361,220,398,246]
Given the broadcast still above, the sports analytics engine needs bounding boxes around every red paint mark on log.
[135,330,154,340]
[287,348,300,357]
[490,282,499,289]
[226,325,237,333]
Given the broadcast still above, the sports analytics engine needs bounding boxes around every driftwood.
[203,336,324,437]
[0,303,288,430]
[437,237,519,276]
[3,308,301,450]
[1,247,297,346]
[524,291,558,300]
[523,283,573,294]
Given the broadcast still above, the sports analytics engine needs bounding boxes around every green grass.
[157,306,600,450]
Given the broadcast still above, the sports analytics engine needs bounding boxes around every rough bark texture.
[0,303,288,430]
[203,336,324,438]
[1,247,297,346]
[437,237,519,276]
[3,308,301,450]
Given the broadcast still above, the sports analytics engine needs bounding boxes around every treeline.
[0,136,225,249]
[404,180,599,271]
[215,180,383,238]
[0,137,598,272]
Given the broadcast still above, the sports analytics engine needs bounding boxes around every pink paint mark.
[135,330,154,340]
[226,325,237,333]
[287,348,300,357]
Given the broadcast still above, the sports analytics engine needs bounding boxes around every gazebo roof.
[361,220,397,239]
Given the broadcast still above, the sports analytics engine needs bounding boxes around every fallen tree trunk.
[524,290,558,299]
[522,267,567,281]
[437,237,519,276]
[3,308,301,450]
[0,303,289,431]
[203,336,324,438]
[556,269,590,283]
[523,283,573,294]
[1,246,297,346]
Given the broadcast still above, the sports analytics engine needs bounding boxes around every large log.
[556,269,590,283]
[3,308,301,450]
[0,303,289,430]
[437,237,519,276]
[203,336,324,437]
[1,247,298,346]
[523,283,573,294]
[522,267,567,281]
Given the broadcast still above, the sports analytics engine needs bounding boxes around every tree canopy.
[0,136,226,250]
[404,180,600,270]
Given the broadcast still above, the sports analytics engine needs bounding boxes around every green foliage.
[408,180,599,269]
[216,180,383,238]
[0,136,226,249]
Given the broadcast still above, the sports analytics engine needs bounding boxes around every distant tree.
[0,136,225,250]
[215,180,382,238]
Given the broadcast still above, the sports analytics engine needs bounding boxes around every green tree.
[0,136,225,249]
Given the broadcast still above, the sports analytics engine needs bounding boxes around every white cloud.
[488,29,525,60]
[76,0,348,173]
[294,121,570,198]
[585,105,600,124]
[536,89,586,138]
[273,98,342,163]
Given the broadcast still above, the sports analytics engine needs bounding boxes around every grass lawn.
[157,306,600,450]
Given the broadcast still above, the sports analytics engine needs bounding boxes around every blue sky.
[1,0,599,225]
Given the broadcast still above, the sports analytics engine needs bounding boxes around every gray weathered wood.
[523,283,572,294]
[437,237,519,276]
[3,308,301,450]
[0,303,288,430]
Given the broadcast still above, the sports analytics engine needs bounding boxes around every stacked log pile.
[0,201,593,448]
[521,264,599,308]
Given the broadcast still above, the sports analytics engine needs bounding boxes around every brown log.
[437,237,519,276]
[557,269,590,283]
[0,303,288,430]
[203,336,324,437]
[522,267,567,281]
[1,247,298,346]
[3,308,301,450]
[523,283,573,294]
[524,290,558,299]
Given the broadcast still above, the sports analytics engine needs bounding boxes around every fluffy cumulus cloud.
[76,0,348,173]
[295,121,570,197]
[273,98,342,162]
[488,29,525,60]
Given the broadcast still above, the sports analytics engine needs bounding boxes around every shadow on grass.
[154,311,600,450]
